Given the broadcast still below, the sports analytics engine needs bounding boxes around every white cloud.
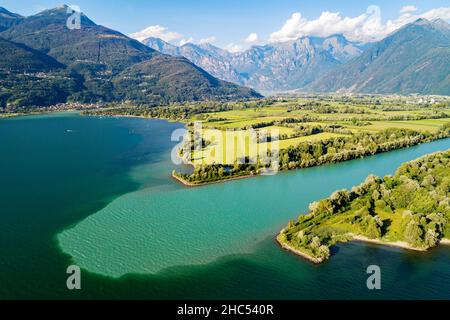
[224,33,259,53]
[269,11,367,42]
[244,33,259,44]
[269,6,450,43]
[130,26,218,47]
[400,5,418,14]
[199,36,217,44]
[179,37,194,46]
[225,43,244,53]
[130,25,183,43]
[130,5,450,53]
[420,7,450,21]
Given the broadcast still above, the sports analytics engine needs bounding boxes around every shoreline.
[92,112,189,124]
[277,231,450,264]
[0,110,82,119]
[171,171,256,187]
[349,234,427,252]
[276,232,324,264]
[0,114,19,118]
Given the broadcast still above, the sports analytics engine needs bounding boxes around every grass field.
[191,130,350,165]
[315,206,406,242]
[347,119,450,133]
[195,104,450,130]
[185,96,450,165]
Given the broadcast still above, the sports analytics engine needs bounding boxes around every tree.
[390,177,420,208]
[365,217,382,239]
[404,220,423,246]
[330,190,351,211]
[310,236,321,250]
[425,228,439,248]
[317,245,330,260]
[310,199,334,216]
[421,174,435,189]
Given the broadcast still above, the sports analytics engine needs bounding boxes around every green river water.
[1,113,449,299]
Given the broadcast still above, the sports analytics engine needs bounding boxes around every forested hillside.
[0,5,260,110]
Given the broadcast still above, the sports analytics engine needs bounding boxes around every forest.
[278,150,450,262]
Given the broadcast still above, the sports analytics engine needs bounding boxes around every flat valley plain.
[191,96,450,163]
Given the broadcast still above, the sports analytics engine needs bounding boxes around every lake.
[1,113,450,299]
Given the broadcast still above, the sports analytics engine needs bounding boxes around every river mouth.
[3,114,450,299]
[57,118,450,278]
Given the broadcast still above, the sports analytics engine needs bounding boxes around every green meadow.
[185,95,450,165]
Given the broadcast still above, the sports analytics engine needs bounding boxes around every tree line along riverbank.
[278,149,450,263]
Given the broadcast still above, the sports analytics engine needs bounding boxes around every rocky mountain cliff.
[305,19,450,95]
[142,35,364,92]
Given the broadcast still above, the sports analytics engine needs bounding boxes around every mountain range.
[0,5,260,110]
[142,19,450,95]
[305,18,450,95]
[1,5,449,111]
[142,35,364,92]
[0,7,23,32]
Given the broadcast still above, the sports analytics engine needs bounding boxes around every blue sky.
[1,0,450,49]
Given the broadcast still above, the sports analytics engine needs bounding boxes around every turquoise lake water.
[1,113,450,299]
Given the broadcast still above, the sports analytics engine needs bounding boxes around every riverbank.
[174,138,448,187]
[349,234,426,252]
[277,232,450,264]
[171,171,255,187]
[173,131,450,187]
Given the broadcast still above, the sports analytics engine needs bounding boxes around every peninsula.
[278,150,450,263]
